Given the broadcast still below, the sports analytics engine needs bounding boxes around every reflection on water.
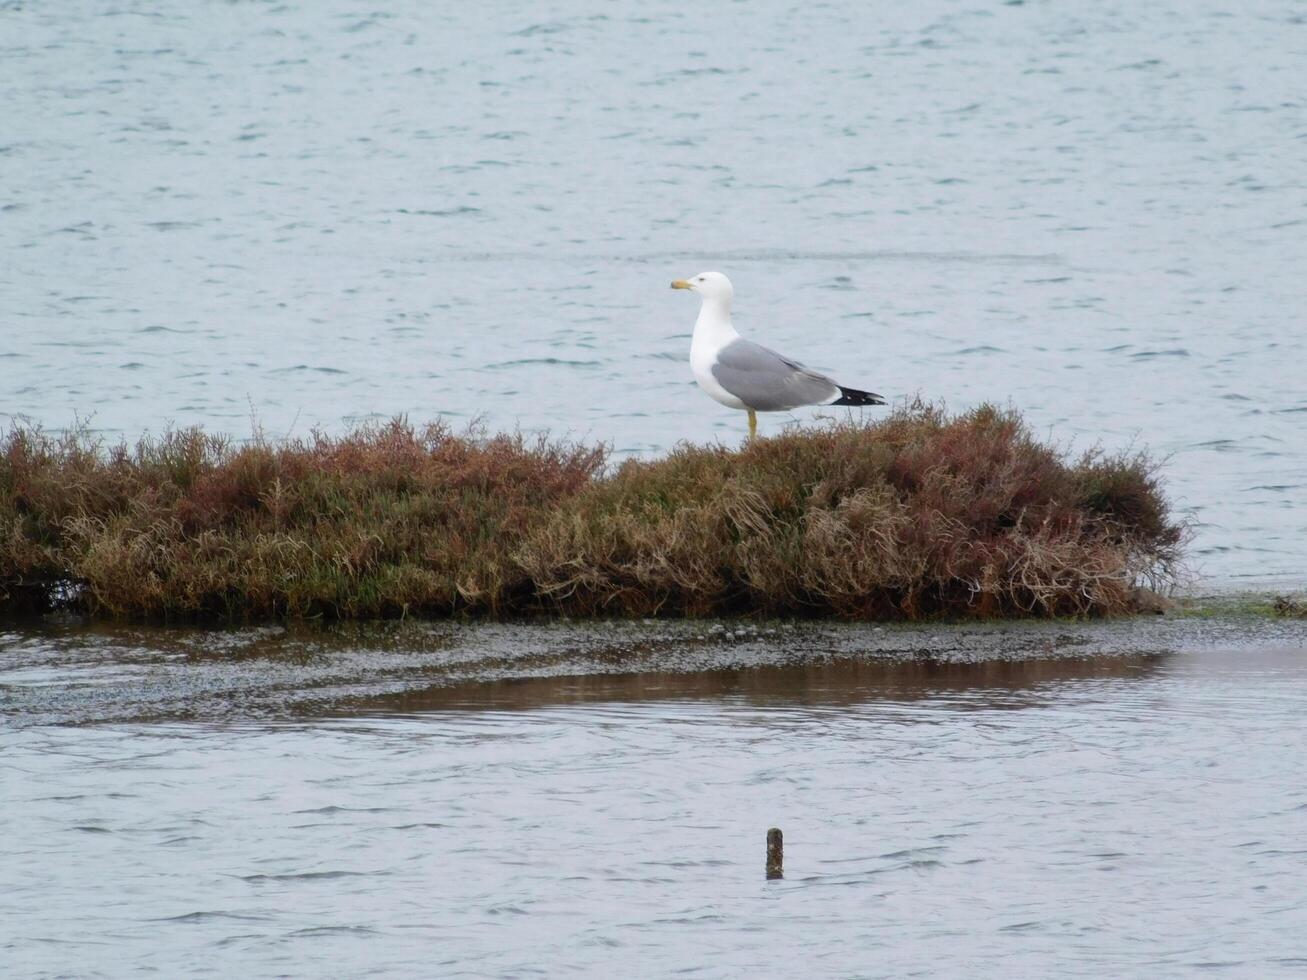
[4,640,1307,977]
[342,652,1170,715]
[4,612,1294,727]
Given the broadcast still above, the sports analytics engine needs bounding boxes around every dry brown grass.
[1,420,602,619]
[0,405,1184,622]
[1273,596,1307,618]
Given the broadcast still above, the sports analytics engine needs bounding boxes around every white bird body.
[671,270,886,439]
[688,295,747,410]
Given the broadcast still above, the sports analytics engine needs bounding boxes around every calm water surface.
[2,0,1304,586]
[4,643,1307,977]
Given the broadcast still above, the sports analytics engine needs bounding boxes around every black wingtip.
[833,386,887,407]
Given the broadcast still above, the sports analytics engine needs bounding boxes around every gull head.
[670,271,733,304]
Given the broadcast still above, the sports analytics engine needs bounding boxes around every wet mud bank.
[3,609,1304,728]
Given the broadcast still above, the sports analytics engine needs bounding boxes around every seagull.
[670,271,886,440]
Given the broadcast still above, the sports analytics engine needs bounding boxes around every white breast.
[690,303,747,410]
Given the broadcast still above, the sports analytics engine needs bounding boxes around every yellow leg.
[747,409,757,442]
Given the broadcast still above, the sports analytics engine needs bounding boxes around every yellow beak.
[670,279,692,290]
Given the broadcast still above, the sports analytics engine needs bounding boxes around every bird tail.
[832,385,886,407]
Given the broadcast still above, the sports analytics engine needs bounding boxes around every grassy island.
[0,405,1184,622]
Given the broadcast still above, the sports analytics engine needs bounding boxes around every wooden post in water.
[766,827,783,880]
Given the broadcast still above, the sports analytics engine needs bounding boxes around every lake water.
[5,617,1307,976]
[5,617,1307,978]
[2,0,1303,587]
[4,3,1307,975]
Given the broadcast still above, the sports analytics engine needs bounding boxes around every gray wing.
[711,338,839,411]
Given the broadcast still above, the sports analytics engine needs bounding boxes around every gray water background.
[2,0,1304,587]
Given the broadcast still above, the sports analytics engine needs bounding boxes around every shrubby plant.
[0,405,1183,621]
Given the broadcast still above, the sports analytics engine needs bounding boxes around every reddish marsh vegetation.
[0,406,1183,621]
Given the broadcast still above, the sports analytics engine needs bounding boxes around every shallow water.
[5,628,1307,978]
[3,0,1304,587]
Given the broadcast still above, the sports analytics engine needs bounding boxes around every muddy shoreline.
[4,600,1304,728]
